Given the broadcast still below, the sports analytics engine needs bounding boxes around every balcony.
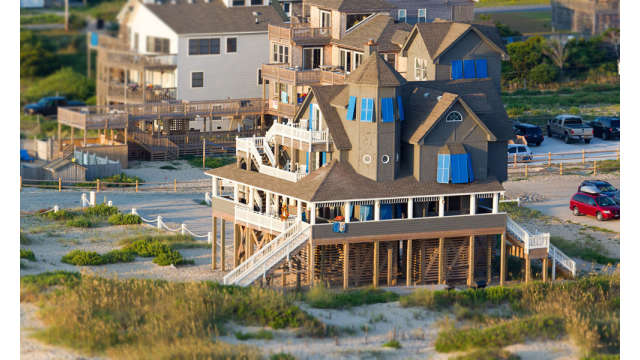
[106,83,177,104]
[235,203,296,233]
[266,122,331,152]
[268,24,331,45]
[261,64,346,86]
[102,48,178,70]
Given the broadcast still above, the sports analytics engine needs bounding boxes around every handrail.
[549,244,577,277]
[236,136,305,182]
[234,203,292,233]
[223,221,310,286]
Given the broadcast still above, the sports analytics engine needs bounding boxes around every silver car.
[507,144,533,163]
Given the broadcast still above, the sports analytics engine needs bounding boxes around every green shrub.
[305,286,399,309]
[20,232,32,245]
[188,156,235,169]
[108,213,142,225]
[84,203,119,217]
[21,249,36,261]
[452,348,521,360]
[101,249,136,264]
[400,286,523,310]
[235,329,274,341]
[65,216,93,228]
[61,250,105,266]
[153,250,192,266]
[382,339,402,349]
[41,209,76,221]
[528,63,559,84]
[125,238,172,257]
[22,68,94,103]
[269,353,296,360]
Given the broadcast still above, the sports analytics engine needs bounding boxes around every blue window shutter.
[381,98,394,123]
[321,152,326,165]
[451,60,463,80]
[90,32,98,46]
[380,204,393,220]
[463,59,476,79]
[360,98,367,121]
[475,59,488,78]
[437,154,450,183]
[467,153,475,182]
[306,152,309,173]
[308,104,314,130]
[397,96,405,121]
[347,96,356,120]
[450,154,469,184]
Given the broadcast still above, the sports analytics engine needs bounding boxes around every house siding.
[127,4,179,55]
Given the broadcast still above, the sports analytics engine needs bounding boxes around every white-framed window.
[189,38,220,55]
[320,10,331,28]
[340,49,364,73]
[446,111,463,122]
[191,71,204,88]
[414,58,428,80]
[272,43,289,64]
[226,37,237,53]
[303,47,323,70]
[397,9,407,22]
[418,8,427,23]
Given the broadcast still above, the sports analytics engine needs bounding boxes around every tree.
[529,63,559,84]
[20,42,56,78]
[542,39,568,72]
[506,36,546,80]
[23,68,95,103]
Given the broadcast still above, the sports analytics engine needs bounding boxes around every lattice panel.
[410,239,440,285]
[444,237,470,284]
[314,244,344,287]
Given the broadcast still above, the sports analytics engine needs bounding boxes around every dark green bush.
[21,249,36,261]
[235,329,274,341]
[42,209,76,221]
[108,213,142,225]
[125,238,172,257]
[22,68,94,103]
[101,249,136,264]
[61,250,105,266]
[153,250,192,266]
[65,216,93,228]
[382,339,402,349]
[305,286,399,309]
[529,63,559,84]
[84,203,119,217]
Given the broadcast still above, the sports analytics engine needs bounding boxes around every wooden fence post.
[559,162,563,175]
[513,153,517,167]
[547,152,551,167]
[616,149,620,161]
[582,149,585,164]
[593,160,597,175]
[202,139,206,169]
[96,179,100,192]
[20,176,22,191]
[524,164,528,178]
[135,179,139,192]
[174,179,177,192]
[58,177,62,192]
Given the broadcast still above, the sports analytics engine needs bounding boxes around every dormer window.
[418,8,427,23]
[446,111,463,123]
[397,9,407,22]
[320,10,331,28]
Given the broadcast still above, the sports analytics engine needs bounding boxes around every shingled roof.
[206,160,504,202]
[308,85,352,150]
[332,14,412,52]
[344,51,406,87]
[403,22,507,60]
[143,0,286,34]
[305,0,395,12]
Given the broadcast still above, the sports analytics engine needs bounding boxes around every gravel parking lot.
[526,135,619,163]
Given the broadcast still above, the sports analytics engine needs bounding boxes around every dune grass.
[304,286,399,309]
[21,272,334,358]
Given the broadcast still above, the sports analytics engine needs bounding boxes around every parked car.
[547,114,594,144]
[588,117,620,140]
[513,122,544,146]
[570,192,619,221]
[23,96,85,117]
[507,144,533,162]
[578,180,619,204]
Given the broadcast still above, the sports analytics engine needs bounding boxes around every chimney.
[365,39,378,57]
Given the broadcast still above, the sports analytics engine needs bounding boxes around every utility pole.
[64,0,69,32]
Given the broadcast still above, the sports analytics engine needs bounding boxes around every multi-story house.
[96,0,286,106]
[386,0,474,24]
[551,0,619,35]
[262,0,505,123]
[207,46,576,288]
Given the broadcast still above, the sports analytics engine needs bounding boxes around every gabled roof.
[305,0,395,12]
[206,160,504,202]
[306,85,352,150]
[344,51,406,87]
[332,14,412,52]
[401,22,508,61]
[143,0,286,35]
[402,79,514,143]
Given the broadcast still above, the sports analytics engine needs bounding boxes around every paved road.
[21,23,65,30]
[522,136,619,165]
[504,175,620,232]
[475,5,551,13]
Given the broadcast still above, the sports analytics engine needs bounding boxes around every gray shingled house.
[208,43,574,289]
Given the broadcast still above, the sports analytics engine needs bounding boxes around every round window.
[381,154,390,164]
[446,111,463,122]
[362,154,372,164]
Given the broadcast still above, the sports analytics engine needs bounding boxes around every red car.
[570,192,620,221]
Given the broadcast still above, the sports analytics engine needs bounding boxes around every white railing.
[234,203,294,233]
[266,122,331,148]
[236,136,307,183]
[223,221,311,286]
[549,244,577,277]
[262,140,276,166]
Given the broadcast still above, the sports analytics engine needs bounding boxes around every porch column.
[220,219,226,271]
[310,202,316,225]
[373,240,379,288]
[212,216,217,270]
[492,193,499,214]
[233,223,239,267]
[407,198,414,219]
[467,235,475,286]
[265,191,272,216]
[374,200,380,221]
[387,247,393,286]
[297,200,302,221]
[212,177,219,197]
[344,201,351,223]
[487,237,492,284]
[438,196,445,217]
[58,122,62,151]
[406,239,413,286]
[470,194,476,215]
[343,242,349,289]
[524,253,531,283]
[233,182,239,203]
[308,241,315,286]
[248,186,254,210]
[542,256,548,282]
[438,237,445,284]
[500,232,506,286]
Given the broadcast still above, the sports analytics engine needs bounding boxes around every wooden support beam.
[406,239,413,287]
[343,242,349,289]
[387,247,393,286]
[468,235,475,287]
[58,122,62,151]
[487,236,492,284]
[373,240,379,288]
[308,241,315,286]
[542,256,548,282]
[233,223,239,268]
[525,253,531,283]
[500,232,506,286]
[83,128,87,147]
[220,219,226,271]
[438,237,445,284]
[212,216,217,270]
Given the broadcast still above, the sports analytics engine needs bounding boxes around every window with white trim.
[414,58,428,80]
[446,111,463,122]
[189,38,220,55]
[397,9,407,22]
[272,43,289,63]
[340,49,364,73]
[226,37,237,53]
[320,10,331,28]
[418,8,427,23]
[191,72,204,88]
